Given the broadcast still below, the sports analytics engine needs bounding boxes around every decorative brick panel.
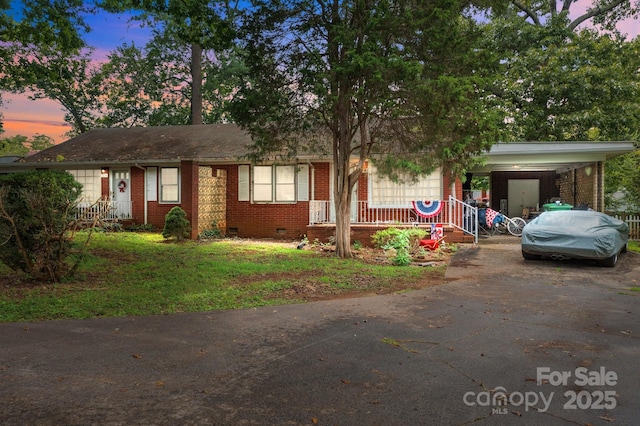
[198,167,226,235]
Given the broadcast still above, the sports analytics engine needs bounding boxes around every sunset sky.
[1,2,638,144]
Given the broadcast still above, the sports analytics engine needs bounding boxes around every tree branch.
[568,0,627,31]
[512,1,542,25]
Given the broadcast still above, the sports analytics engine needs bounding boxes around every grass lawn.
[0,232,449,323]
[629,240,640,253]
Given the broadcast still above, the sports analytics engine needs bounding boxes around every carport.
[465,141,635,218]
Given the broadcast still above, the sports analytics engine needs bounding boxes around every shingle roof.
[22,124,253,164]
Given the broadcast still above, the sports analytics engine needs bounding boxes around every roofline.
[0,155,332,172]
[489,141,635,156]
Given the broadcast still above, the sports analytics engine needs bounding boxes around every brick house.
[4,124,634,244]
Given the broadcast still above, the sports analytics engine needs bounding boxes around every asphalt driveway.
[1,240,638,425]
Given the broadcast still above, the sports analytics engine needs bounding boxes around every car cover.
[521,211,629,259]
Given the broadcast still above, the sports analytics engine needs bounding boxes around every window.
[368,165,442,207]
[237,164,308,203]
[275,165,295,202]
[68,169,101,204]
[160,167,180,203]
[253,165,273,202]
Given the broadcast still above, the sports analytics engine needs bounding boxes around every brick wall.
[221,162,330,240]
[558,163,599,210]
[121,160,463,241]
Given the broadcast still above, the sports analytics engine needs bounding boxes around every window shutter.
[297,164,309,201]
[146,167,158,202]
[238,165,250,201]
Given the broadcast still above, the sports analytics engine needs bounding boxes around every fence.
[614,213,640,241]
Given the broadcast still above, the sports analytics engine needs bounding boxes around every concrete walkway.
[1,240,638,425]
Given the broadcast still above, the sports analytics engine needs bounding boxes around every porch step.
[444,227,475,244]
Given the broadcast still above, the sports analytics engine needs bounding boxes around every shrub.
[372,227,427,266]
[199,222,224,240]
[0,170,83,281]
[162,206,191,241]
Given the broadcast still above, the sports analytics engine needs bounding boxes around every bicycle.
[495,215,527,236]
[478,208,527,237]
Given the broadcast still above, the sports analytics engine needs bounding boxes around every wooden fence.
[614,213,640,241]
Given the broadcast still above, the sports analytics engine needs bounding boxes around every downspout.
[573,168,577,206]
[134,163,148,225]
[307,161,315,225]
[307,161,315,201]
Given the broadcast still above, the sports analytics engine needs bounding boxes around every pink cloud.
[1,94,71,143]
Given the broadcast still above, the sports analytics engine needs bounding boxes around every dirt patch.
[224,242,454,302]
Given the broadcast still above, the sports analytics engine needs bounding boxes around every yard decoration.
[412,200,443,218]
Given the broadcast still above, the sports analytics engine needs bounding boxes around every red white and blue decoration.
[412,200,443,219]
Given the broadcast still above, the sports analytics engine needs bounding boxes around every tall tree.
[95,37,245,127]
[232,0,503,258]
[485,23,640,141]
[0,0,101,135]
[100,0,238,125]
[503,0,639,33]
[482,1,640,210]
[481,0,640,142]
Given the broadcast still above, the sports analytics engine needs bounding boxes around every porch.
[75,199,134,224]
[307,196,477,246]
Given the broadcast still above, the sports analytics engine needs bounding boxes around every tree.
[232,0,503,258]
[0,134,54,156]
[0,0,101,135]
[0,170,83,282]
[481,2,640,212]
[485,24,640,141]
[100,0,238,125]
[502,0,640,34]
[95,36,246,127]
[605,143,640,212]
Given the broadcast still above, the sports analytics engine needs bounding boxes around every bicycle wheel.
[507,217,527,236]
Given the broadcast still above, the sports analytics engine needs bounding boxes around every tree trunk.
[334,172,352,258]
[190,42,203,125]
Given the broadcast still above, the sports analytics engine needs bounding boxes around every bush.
[372,227,427,266]
[0,170,83,281]
[162,206,191,241]
[199,222,223,240]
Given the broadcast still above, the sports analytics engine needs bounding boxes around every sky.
[1,1,639,144]
[1,5,152,142]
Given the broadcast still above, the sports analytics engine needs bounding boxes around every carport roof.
[471,141,635,173]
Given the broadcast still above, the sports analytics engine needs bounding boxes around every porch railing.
[75,199,133,223]
[309,196,478,243]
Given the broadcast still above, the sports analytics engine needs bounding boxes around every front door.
[112,169,131,219]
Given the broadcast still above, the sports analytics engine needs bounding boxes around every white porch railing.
[75,199,133,223]
[309,196,478,243]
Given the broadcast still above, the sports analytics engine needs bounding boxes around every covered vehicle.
[521,210,629,267]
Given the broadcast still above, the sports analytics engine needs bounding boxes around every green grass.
[0,232,441,322]
[628,241,640,253]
